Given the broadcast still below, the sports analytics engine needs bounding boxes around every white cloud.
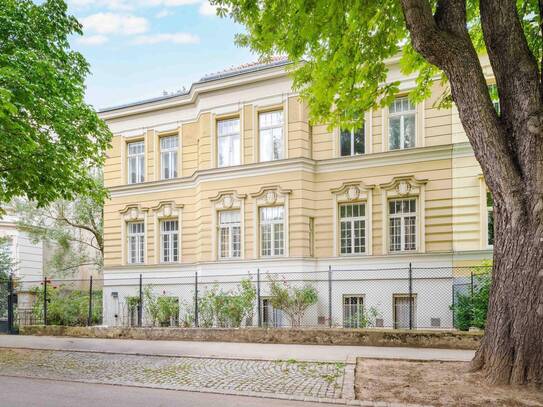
[198,1,218,16]
[77,34,109,45]
[155,9,173,18]
[132,32,200,45]
[80,13,149,35]
[69,0,133,11]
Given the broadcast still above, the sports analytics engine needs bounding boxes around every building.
[98,56,494,329]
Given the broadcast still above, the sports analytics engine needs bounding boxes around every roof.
[99,57,291,114]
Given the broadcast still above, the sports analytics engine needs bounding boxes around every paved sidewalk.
[0,349,345,402]
[0,335,475,362]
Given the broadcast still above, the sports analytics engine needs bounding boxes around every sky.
[66,0,256,110]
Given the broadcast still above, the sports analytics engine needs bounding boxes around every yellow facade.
[100,60,492,275]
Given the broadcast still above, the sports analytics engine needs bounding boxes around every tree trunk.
[471,203,543,385]
[399,0,543,386]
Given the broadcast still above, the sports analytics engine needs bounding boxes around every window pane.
[389,116,401,150]
[218,119,240,167]
[340,129,351,156]
[340,221,352,254]
[259,111,283,162]
[353,127,365,155]
[404,216,416,250]
[389,218,401,252]
[403,114,416,148]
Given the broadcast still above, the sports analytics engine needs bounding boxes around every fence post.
[43,276,48,326]
[328,265,332,328]
[408,263,413,330]
[194,271,199,328]
[470,270,474,324]
[7,274,13,334]
[138,274,143,327]
[257,268,261,328]
[87,276,93,327]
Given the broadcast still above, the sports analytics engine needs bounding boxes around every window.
[343,296,365,328]
[389,97,416,150]
[389,199,417,252]
[393,294,416,329]
[261,298,283,327]
[217,118,240,167]
[127,141,145,184]
[487,192,494,246]
[160,220,178,263]
[218,210,241,259]
[260,206,284,257]
[127,222,144,264]
[339,203,366,255]
[340,126,365,156]
[259,111,284,161]
[160,136,178,180]
[488,84,500,114]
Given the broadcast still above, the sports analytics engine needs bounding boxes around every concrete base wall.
[19,325,482,350]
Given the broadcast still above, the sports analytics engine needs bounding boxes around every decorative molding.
[379,175,428,197]
[251,185,292,206]
[210,191,246,211]
[150,201,184,219]
[119,204,149,221]
[331,181,375,203]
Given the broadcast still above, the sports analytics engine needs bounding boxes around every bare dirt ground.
[355,358,543,406]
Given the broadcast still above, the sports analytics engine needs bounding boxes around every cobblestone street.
[0,349,345,400]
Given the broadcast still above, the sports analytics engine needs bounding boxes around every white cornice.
[99,66,290,121]
[108,143,474,198]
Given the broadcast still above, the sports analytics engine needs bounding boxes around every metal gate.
[0,275,16,334]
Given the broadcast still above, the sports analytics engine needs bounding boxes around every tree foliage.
[268,277,318,327]
[0,0,111,206]
[213,0,541,129]
[14,180,104,278]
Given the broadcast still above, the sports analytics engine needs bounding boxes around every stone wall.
[19,326,482,350]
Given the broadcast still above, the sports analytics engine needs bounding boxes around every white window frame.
[388,198,417,253]
[127,222,145,264]
[388,97,416,151]
[218,210,241,260]
[260,206,285,257]
[160,136,178,180]
[217,118,241,167]
[127,141,145,184]
[259,110,284,162]
[340,126,365,156]
[160,219,178,263]
[339,203,367,255]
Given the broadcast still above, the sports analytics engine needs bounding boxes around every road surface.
[0,375,340,407]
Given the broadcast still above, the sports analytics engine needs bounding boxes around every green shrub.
[197,278,256,328]
[32,285,102,326]
[268,277,318,327]
[452,266,491,331]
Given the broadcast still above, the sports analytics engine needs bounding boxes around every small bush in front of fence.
[197,278,256,328]
[452,272,491,331]
[268,276,318,327]
[32,285,102,326]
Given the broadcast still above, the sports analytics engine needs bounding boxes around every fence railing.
[0,264,491,334]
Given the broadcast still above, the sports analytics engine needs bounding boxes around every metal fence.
[0,264,491,333]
